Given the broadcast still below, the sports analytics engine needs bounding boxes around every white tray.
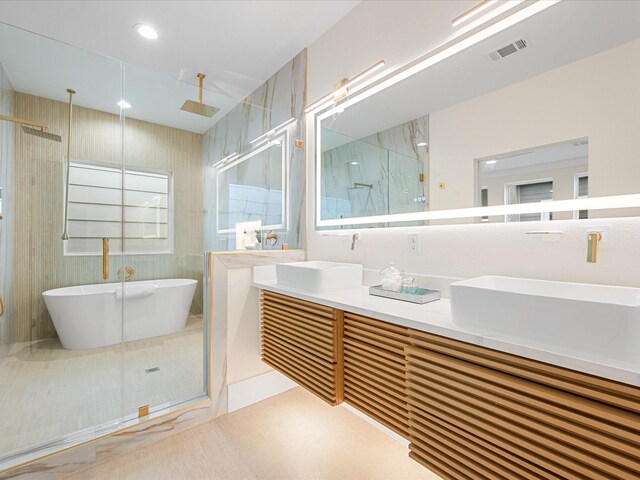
[369,285,441,304]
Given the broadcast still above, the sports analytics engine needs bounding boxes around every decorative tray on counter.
[369,285,441,304]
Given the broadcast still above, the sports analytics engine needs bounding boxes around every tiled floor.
[66,387,439,480]
[0,315,205,457]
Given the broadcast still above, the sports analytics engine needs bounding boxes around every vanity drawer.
[343,313,410,438]
[406,330,640,480]
[260,291,343,405]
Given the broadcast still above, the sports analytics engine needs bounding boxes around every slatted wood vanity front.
[260,290,640,480]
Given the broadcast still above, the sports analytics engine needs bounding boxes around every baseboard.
[340,403,410,447]
[227,370,297,412]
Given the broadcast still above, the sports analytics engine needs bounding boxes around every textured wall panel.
[13,92,203,342]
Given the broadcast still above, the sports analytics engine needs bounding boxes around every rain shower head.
[0,114,61,142]
[180,73,219,118]
[21,125,62,143]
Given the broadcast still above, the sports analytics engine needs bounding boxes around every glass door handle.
[0,295,4,317]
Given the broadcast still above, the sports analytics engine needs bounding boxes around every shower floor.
[0,315,204,458]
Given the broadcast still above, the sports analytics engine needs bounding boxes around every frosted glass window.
[64,160,172,255]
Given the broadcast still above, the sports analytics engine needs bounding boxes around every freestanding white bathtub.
[42,279,197,350]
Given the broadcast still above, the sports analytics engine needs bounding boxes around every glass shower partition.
[119,63,214,423]
[0,20,127,465]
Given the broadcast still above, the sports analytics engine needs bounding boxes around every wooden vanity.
[260,290,640,480]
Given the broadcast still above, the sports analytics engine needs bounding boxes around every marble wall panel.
[204,49,307,251]
[208,249,305,417]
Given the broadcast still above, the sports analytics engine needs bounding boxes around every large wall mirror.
[314,1,640,228]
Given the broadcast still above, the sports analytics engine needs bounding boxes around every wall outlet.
[408,233,420,257]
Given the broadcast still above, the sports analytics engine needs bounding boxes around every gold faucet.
[587,232,602,263]
[102,238,109,280]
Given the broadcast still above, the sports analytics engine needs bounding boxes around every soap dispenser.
[380,263,403,292]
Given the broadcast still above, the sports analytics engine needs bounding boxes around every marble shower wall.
[320,115,428,227]
[0,61,14,361]
[203,49,307,251]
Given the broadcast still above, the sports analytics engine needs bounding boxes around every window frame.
[63,157,174,257]
[503,177,554,223]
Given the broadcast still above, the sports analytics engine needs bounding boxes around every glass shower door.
[119,63,208,422]
[0,21,127,464]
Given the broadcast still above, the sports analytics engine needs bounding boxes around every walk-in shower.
[0,20,214,470]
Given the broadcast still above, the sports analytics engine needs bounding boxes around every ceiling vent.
[488,37,529,62]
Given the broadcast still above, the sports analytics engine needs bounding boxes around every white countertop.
[253,279,640,387]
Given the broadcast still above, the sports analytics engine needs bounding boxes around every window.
[64,160,172,255]
[505,179,553,222]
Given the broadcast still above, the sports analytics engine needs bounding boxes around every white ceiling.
[323,0,640,140]
[0,0,359,133]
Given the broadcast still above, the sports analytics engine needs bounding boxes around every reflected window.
[64,160,172,255]
[479,139,588,223]
[480,186,489,223]
[505,180,553,222]
[574,174,589,219]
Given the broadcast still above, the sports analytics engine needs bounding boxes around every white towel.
[115,284,155,300]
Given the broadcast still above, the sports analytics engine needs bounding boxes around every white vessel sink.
[275,261,363,293]
[450,276,640,363]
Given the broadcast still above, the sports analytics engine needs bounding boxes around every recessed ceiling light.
[485,160,497,165]
[417,142,427,147]
[118,100,132,109]
[133,24,158,40]
[350,161,359,165]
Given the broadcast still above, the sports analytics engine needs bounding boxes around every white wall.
[305,1,640,288]
[307,1,478,100]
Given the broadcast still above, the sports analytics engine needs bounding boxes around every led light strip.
[317,194,640,228]
[212,152,238,168]
[452,0,499,27]
[304,60,386,114]
[249,117,297,145]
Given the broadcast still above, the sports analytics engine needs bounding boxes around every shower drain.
[145,367,160,374]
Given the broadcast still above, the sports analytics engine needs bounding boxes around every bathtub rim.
[42,278,198,297]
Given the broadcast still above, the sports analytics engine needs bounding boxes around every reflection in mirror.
[476,139,588,223]
[320,115,428,228]
[315,1,640,228]
[216,134,286,233]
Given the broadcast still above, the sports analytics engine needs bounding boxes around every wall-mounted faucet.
[351,233,360,251]
[265,230,279,246]
[587,231,602,263]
